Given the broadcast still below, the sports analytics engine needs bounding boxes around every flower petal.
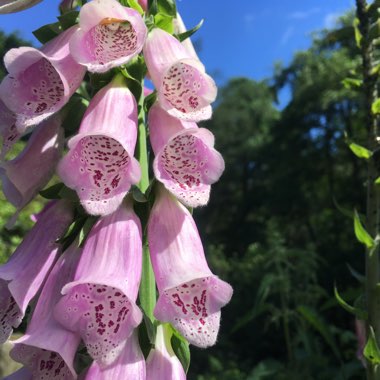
[54,204,143,366]
[0,0,42,14]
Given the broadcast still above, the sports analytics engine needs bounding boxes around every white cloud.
[281,26,295,45]
[324,12,340,28]
[289,7,320,20]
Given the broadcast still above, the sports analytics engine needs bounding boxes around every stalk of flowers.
[0,0,232,377]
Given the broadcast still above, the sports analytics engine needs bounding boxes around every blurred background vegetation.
[0,10,370,380]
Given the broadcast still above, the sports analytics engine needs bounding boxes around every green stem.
[136,81,157,321]
[356,1,380,378]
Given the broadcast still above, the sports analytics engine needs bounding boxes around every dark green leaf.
[132,186,148,203]
[354,209,375,248]
[33,22,62,44]
[62,94,89,136]
[143,91,157,113]
[58,10,79,30]
[372,99,380,115]
[364,326,380,365]
[334,285,368,319]
[39,182,65,199]
[176,19,204,42]
[157,0,176,17]
[79,217,97,247]
[346,264,365,284]
[58,186,79,202]
[170,325,191,373]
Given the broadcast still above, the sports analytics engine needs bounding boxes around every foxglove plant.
[0,0,231,377]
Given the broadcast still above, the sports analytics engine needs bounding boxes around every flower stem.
[136,82,157,321]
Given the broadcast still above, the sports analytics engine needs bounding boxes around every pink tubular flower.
[0,99,20,160]
[54,203,143,366]
[84,331,145,379]
[69,0,147,73]
[137,0,147,11]
[0,0,42,14]
[0,200,73,344]
[148,188,233,348]
[0,26,86,131]
[10,242,82,379]
[143,28,217,122]
[58,76,141,216]
[149,103,224,207]
[146,324,186,380]
[0,115,63,214]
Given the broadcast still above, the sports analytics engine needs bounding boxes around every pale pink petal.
[148,188,233,347]
[58,77,141,216]
[70,0,147,73]
[0,99,20,160]
[10,242,82,379]
[0,115,63,211]
[143,28,217,122]
[149,103,224,207]
[0,201,73,344]
[0,27,86,131]
[173,12,200,60]
[84,331,145,379]
[54,204,143,366]
[146,324,186,380]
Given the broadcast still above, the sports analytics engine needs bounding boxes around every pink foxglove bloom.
[2,367,32,380]
[58,77,141,216]
[0,115,63,215]
[0,0,42,14]
[84,331,145,379]
[173,13,199,61]
[0,200,73,344]
[54,204,143,366]
[69,0,147,73]
[149,103,224,207]
[143,28,217,122]
[137,0,147,11]
[148,188,233,348]
[0,26,86,131]
[10,243,82,379]
[146,324,186,380]
[0,99,20,160]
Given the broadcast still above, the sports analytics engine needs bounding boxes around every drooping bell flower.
[149,103,224,207]
[10,242,82,379]
[69,0,147,73]
[54,203,143,366]
[0,115,63,216]
[143,27,217,122]
[146,324,186,380]
[84,331,145,379]
[0,99,20,160]
[0,26,86,131]
[58,76,140,216]
[0,0,42,14]
[148,187,233,348]
[2,367,32,380]
[0,200,73,344]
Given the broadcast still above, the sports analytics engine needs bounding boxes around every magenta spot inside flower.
[57,283,133,365]
[162,62,210,114]
[74,135,131,202]
[11,58,64,117]
[0,281,23,344]
[11,345,73,379]
[88,20,138,66]
[162,277,219,343]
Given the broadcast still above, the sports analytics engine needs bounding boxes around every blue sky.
[0,0,354,85]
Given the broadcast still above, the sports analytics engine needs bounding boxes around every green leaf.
[372,99,380,115]
[333,197,354,219]
[39,182,65,199]
[58,186,79,202]
[297,305,341,360]
[33,22,62,44]
[154,13,174,34]
[346,263,365,284]
[348,141,373,159]
[354,209,375,248]
[375,177,380,185]
[79,217,97,247]
[143,91,157,113]
[169,325,191,373]
[157,0,176,17]
[364,326,380,365]
[341,77,362,89]
[354,18,363,49]
[58,10,79,30]
[126,0,144,14]
[132,185,148,203]
[62,94,89,135]
[334,285,368,320]
[176,19,204,42]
